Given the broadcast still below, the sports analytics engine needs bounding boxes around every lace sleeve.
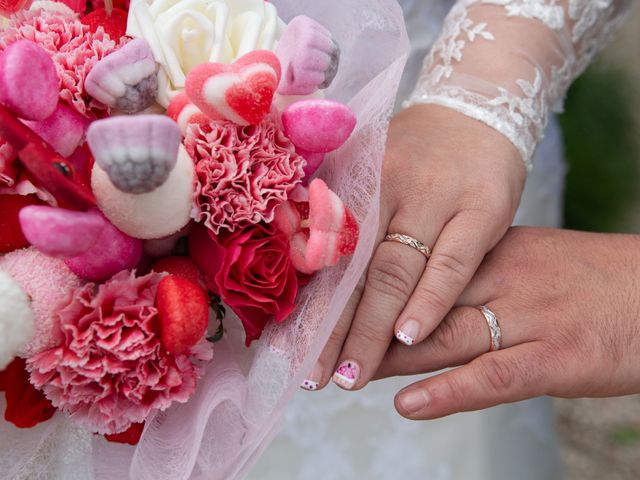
[405,0,632,169]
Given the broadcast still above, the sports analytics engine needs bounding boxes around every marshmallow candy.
[85,38,158,114]
[91,145,195,240]
[87,115,181,194]
[282,99,356,154]
[276,15,341,96]
[23,102,89,157]
[0,40,59,121]
[19,206,106,258]
[0,271,34,369]
[185,50,281,126]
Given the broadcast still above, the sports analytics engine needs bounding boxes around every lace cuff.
[406,0,632,170]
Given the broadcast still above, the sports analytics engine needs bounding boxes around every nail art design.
[395,329,415,346]
[332,361,359,389]
[301,379,319,391]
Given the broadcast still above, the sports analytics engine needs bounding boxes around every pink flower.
[185,117,306,234]
[27,270,213,435]
[189,223,299,346]
[0,10,126,118]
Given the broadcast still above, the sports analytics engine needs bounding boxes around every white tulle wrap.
[0,1,409,479]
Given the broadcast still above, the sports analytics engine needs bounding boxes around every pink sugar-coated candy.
[276,15,341,96]
[85,38,158,114]
[167,93,208,135]
[0,247,82,357]
[23,102,90,157]
[0,40,59,121]
[64,212,143,281]
[305,179,345,271]
[282,99,356,154]
[185,50,281,126]
[19,206,106,258]
[300,150,326,181]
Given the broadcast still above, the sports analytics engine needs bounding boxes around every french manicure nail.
[398,388,430,415]
[396,319,420,346]
[332,360,360,390]
[301,363,323,391]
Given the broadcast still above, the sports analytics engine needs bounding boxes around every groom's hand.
[374,228,640,420]
[305,104,526,391]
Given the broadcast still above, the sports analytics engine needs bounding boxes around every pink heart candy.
[0,40,59,121]
[185,50,281,126]
[282,99,356,153]
[19,206,106,258]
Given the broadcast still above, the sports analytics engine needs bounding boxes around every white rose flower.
[127,0,286,107]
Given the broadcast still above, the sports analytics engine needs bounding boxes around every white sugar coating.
[92,145,195,239]
[0,270,35,369]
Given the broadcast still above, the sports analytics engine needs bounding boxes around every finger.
[394,211,501,346]
[394,342,555,420]
[331,236,428,390]
[375,303,533,380]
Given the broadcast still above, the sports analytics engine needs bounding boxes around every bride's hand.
[375,227,640,419]
[306,103,526,391]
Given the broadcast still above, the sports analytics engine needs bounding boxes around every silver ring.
[384,233,431,259]
[477,305,502,352]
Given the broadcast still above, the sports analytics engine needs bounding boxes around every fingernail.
[398,388,430,415]
[396,319,420,346]
[301,363,323,391]
[332,360,360,390]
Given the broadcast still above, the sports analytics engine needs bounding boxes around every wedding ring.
[477,305,502,352]
[384,233,432,259]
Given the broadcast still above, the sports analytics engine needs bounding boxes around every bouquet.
[0,0,409,478]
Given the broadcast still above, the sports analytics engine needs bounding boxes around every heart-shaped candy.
[185,50,281,126]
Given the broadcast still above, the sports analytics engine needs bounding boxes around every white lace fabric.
[406,0,632,168]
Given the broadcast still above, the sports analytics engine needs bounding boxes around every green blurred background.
[556,3,640,478]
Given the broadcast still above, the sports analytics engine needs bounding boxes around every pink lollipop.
[0,40,59,121]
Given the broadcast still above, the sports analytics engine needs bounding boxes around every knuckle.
[353,320,389,347]
[428,252,470,287]
[367,252,416,299]
[430,310,477,352]
[477,356,517,393]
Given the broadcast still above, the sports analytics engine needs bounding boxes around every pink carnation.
[27,270,213,435]
[0,10,126,118]
[185,117,306,234]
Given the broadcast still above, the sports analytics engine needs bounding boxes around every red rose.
[0,358,55,428]
[189,223,299,345]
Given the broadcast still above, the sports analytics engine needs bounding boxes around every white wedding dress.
[248,1,630,479]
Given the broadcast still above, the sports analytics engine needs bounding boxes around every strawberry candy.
[0,41,59,121]
[91,145,195,239]
[276,16,341,96]
[185,50,281,126]
[167,93,208,135]
[151,256,202,286]
[156,275,209,355]
[87,115,181,194]
[19,206,106,258]
[23,102,90,157]
[282,99,356,154]
[82,8,129,40]
[85,38,158,114]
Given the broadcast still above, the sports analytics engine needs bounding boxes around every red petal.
[104,422,145,445]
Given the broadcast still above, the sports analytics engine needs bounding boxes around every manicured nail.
[396,319,420,346]
[332,360,360,390]
[301,363,323,391]
[398,388,430,415]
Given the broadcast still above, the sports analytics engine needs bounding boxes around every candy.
[0,106,96,210]
[167,93,208,135]
[0,271,34,370]
[23,102,89,157]
[91,145,195,240]
[81,8,129,40]
[0,194,39,254]
[156,275,209,355]
[282,99,356,153]
[87,115,181,194]
[151,256,202,286]
[19,206,106,258]
[276,15,341,96]
[301,150,326,181]
[85,38,158,114]
[0,41,59,121]
[185,50,281,126]
[64,212,143,281]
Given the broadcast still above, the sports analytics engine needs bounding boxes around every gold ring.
[384,233,431,259]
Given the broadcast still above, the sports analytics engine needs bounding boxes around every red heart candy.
[186,50,281,126]
[82,8,129,41]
